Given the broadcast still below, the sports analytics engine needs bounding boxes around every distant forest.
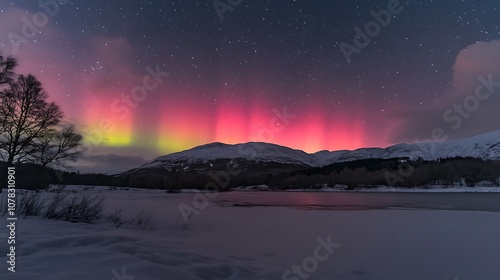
[2,157,500,190]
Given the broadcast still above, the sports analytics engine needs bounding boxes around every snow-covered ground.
[1,186,499,280]
[236,183,500,193]
[297,185,500,193]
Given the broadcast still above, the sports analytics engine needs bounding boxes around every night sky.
[1,0,500,173]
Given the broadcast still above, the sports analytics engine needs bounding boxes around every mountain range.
[131,129,500,173]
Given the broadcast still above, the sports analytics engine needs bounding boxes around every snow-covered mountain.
[317,129,500,165]
[135,129,500,171]
[138,142,319,170]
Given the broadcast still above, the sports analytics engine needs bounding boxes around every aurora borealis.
[1,1,500,173]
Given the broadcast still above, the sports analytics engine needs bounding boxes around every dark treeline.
[282,157,500,189]
[3,157,500,190]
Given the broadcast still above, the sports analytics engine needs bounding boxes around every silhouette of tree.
[0,74,82,166]
[32,125,83,167]
[0,54,17,85]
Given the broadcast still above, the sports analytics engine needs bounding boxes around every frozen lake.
[208,191,500,212]
[2,187,499,280]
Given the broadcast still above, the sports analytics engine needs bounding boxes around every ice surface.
[1,187,499,280]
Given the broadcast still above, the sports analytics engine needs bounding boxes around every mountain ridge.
[134,129,500,171]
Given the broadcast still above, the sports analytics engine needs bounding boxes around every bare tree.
[0,54,17,85]
[0,54,17,140]
[32,125,83,167]
[0,75,63,165]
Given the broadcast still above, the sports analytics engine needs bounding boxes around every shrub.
[19,192,45,217]
[58,194,104,223]
[108,208,127,228]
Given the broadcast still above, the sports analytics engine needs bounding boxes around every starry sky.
[1,0,500,173]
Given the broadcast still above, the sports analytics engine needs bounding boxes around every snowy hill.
[317,129,500,165]
[138,142,318,170]
[135,129,500,171]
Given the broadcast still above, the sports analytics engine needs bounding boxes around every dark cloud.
[76,154,149,174]
[390,40,500,144]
